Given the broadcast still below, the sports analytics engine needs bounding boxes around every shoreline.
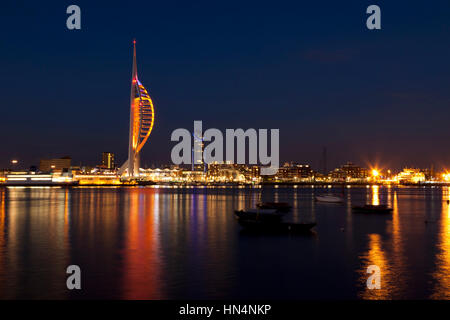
[2,182,450,187]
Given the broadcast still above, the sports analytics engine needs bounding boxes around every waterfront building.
[207,162,247,183]
[5,170,73,185]
[101,152,115,169]
[421,167,435,181]
[73,174,121,185]
[329,162,368,182]
[140,167,183,183]
[39,156,71,172]
[182,170,207,183]
[250,166,261,181]
[277,163,314,182]
[396,168,426,184]
[6,173,53,185]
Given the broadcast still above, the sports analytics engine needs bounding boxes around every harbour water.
[0,185,449,299]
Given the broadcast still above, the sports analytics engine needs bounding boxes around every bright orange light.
[372,169,379,177]
[11,160,18,164]
[442,173,450,182]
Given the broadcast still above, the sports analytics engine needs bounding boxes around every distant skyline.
[1,1,450,171]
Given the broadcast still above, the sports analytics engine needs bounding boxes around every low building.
[5,170,74,185]
[140,167,183,182]
[396,168,425,184]
[73,174,121,185]
[207,162,248,183]
[277,163,314,182]
[330,162,368,182]
[182,170,207,183]
[40,156,71,172]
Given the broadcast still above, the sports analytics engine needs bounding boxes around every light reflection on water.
[0,185,449,299]
[431,187,450,299]
[358,187,405,299]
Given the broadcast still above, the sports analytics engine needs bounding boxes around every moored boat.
[315,194,344,203]
[256,202,292,212]
[234,209,285,222]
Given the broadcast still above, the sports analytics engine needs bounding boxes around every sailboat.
[315,194,344,203]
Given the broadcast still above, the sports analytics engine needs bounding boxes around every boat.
[256,202,292,212]
[315,194,344,203]
[4,173,78,186]
[234,209,285,222]
[352,204,393,214]
[238,219,316,233]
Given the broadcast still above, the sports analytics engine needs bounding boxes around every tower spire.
[132,39,138,81]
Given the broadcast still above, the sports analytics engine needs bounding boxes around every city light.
[3,161,450,186]
[443,173,450,182]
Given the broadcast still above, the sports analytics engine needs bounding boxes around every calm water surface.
[0,185,449,299]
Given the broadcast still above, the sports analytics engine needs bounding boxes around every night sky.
[1,1,449,171]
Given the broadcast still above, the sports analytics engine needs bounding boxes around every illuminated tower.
[192,133,204,172]
[102,152,115,169]
[119,40,155,177]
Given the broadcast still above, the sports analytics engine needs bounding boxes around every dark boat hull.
[256,202,292,212]
[234,210,285,222]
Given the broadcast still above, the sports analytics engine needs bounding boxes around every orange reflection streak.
[0,189,6,294]
[0,189,5,246]
[430,187,450,299]
[0,187,71,298]
[372,185,380,206]
[122,188,163,299]
[0,189,5,263]
[389,191,408,296]
[359,234,392,299]
[64,188,69,238]
[392,192,401,255]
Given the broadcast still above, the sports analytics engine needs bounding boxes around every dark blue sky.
[1,1,449,171]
